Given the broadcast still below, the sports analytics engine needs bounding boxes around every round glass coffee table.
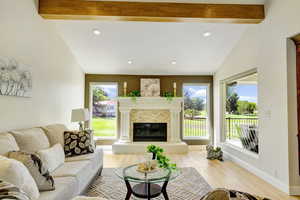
[115,164,180,200]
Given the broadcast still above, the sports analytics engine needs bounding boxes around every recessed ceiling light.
[128,60,133,64]
[93,29,101,35]
[203,32,211,37]
[171,60,177,65]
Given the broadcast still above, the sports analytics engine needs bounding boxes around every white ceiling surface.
[53,20,252,75]
[52,0,265,75]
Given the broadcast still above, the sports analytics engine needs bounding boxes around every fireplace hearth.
[133,123,167,142]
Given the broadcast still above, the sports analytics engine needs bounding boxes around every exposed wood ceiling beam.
[38,0,265,24]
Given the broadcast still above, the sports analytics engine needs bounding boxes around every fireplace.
[133,123,167,142]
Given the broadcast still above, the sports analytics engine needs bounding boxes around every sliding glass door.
[183,84,210,139]
[90,83,118,139]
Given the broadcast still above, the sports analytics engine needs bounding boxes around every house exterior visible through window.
[90,83,118,139]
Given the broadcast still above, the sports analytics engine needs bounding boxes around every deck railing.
[183,117,208,138]
[183,117,258,139]
[226,117,258,139]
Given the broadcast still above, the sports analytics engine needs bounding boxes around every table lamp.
[71,108,90,131]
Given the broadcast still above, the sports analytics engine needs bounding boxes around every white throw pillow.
[37,144,65,173]
[41,124,69,147]
[0,156,40,200]
[0,132,19,156]
[10,128,50,153]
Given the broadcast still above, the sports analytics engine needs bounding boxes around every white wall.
[214,0,300,194]
[0,0,84,131]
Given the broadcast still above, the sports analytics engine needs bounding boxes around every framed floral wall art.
[140,78,160,97]
[0,57,32,97]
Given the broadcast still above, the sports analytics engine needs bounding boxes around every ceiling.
[51,0,264,75]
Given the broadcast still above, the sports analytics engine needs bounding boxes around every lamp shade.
[71,108,90,122]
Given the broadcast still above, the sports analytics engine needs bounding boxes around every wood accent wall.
[85,74,213,107]
[85,74,213,145]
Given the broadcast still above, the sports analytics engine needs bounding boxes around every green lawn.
[225,114,257,118]
[92,117,117,137]
[183,119,208,137]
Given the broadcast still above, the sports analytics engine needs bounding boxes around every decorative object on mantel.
[162,91,174,101]
[0,57,32,97]
[127,90,141,101]
[147,144,177,170]
[173,82,177,97]
[123,81,127,96]
[141,78,160,97]
[71,108,90,131]
[206,145,223,161]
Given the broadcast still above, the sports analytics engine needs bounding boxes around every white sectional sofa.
[0,124,103,200]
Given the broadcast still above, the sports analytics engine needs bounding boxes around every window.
[90,83,118,139]
[223,72,258,153]
[183,84,210,139]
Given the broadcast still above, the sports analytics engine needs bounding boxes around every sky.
[96,85,117,98]
[183,85,207,101]
[235,84,258,103]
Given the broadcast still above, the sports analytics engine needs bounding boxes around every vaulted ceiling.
[50,0,265,75]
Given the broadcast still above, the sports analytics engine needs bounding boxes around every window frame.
[219,68,259,149]
[182,83,211,140]
[89,82,119,140]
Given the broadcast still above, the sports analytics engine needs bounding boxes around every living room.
[1,0,300,200]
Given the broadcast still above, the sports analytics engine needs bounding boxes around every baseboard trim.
[223,151,290,194]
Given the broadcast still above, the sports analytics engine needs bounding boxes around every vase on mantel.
[152,153,156,160]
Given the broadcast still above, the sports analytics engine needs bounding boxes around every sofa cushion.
[0,132,19,156]
[37,144,65,173]
[38,176,77,200]
[8,151,55,191]
[0,180,31,200]
[64,130,94,157]
[52,160,93,190]
[10,128,50,153]
[65,147,103,170]
[0,156,40,200]
[41,124,69,147]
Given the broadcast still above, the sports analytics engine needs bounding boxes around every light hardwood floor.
[103,146,300,200]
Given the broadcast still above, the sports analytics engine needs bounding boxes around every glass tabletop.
[114,164,180,183]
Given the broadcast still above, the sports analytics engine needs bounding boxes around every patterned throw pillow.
[0,180,30,200]
[7,151,55,191]
[200,188,271,200]
[64,130,95,157]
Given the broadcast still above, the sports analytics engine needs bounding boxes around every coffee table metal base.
[125,180,169,200]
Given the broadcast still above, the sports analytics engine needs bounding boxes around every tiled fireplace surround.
[112,97,188,154]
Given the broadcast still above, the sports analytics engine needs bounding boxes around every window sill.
[94,136,117,141]
[183,136,210,140]
[222,141,259,159]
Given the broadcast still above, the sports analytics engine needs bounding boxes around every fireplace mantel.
[118,97,183,111]
[112,97,188,154]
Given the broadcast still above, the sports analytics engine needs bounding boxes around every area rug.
[85,168,212,200]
